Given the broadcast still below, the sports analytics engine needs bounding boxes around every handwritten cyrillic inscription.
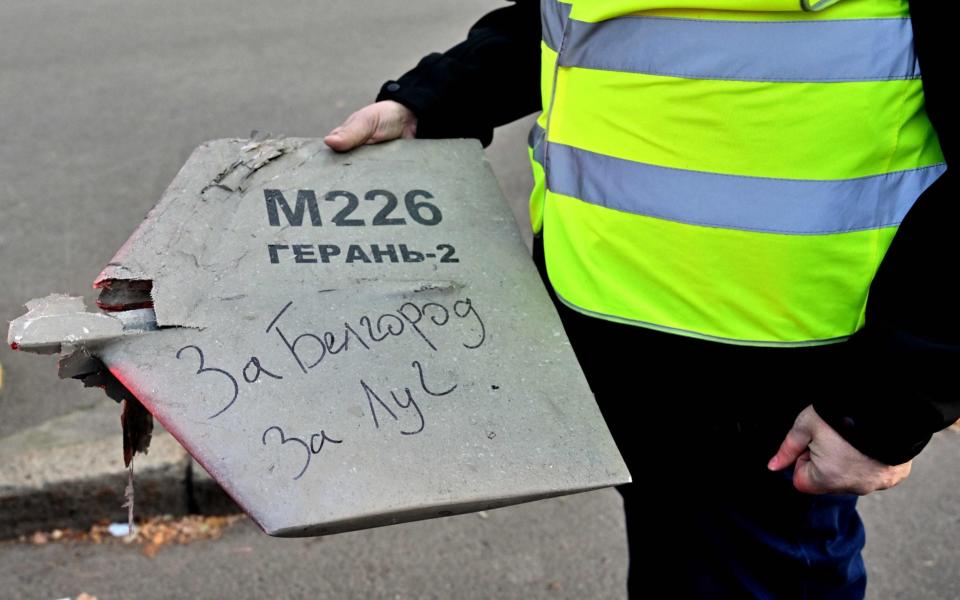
[175,296,486,481]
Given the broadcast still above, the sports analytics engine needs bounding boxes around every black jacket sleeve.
[813,5,959,465]
[375,0,541,147]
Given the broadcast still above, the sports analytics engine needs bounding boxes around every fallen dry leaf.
[17,514,245,558]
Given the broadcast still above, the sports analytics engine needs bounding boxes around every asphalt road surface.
[1,1,956,598]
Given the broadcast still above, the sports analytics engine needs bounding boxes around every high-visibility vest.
[529,0,945,346]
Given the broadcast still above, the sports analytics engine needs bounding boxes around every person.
[324,1,957,597]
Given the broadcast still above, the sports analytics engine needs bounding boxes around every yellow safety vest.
[529,0,945,346]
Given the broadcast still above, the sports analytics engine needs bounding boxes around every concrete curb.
[0,400,237,539]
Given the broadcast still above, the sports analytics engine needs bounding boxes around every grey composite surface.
[42,137,628,535]
[0,1,956,598]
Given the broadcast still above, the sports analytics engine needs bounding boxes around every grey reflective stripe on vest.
[546,142,946,234]
[541,0,571,52]
[529,122,546,165]
[561,16,920,82]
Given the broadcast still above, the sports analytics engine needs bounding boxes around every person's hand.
[324,100,418,152]
[767,405,912,495]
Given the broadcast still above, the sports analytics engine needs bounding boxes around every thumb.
[324,110,377,152]
[768,419,813,471]
[791,450,828,494]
